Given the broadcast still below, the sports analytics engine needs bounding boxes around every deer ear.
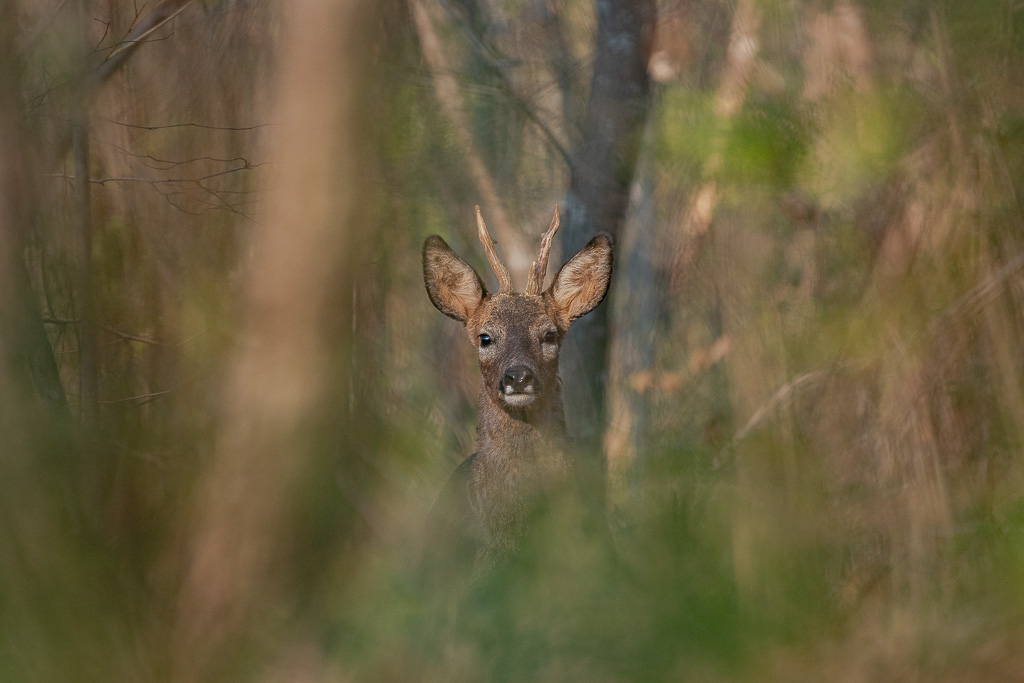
[547,233,613,322]
[423,235,486,322]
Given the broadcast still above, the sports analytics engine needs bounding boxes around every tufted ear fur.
[546,233,613,323]
[423,235,486,322]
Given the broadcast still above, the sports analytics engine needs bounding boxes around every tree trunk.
[605,164,657,524]
[560,0,654,452]
[170,1,376,677]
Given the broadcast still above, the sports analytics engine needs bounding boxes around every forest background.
[3,0,1024,680]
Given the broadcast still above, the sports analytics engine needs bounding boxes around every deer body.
[422,207,613,576]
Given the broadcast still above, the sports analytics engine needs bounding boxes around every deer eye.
[479,333,492,347]
[542,330,557,344]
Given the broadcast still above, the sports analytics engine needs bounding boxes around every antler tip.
[545,205,560,238]
[525,205,561,295]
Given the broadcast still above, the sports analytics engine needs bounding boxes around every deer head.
[423,206,613,422]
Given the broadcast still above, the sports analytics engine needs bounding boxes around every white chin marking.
[501,393,536,408]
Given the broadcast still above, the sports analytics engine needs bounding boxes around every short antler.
[476,205,514,294]
[524,205,560,295]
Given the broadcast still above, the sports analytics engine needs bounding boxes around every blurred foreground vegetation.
[3,0,1024,680]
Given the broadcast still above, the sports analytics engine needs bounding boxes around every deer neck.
[471,383,572,558]
[475,383,568,465]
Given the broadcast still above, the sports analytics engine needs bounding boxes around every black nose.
[502,365,534,392]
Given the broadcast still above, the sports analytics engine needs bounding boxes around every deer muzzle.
[499,364,537,407]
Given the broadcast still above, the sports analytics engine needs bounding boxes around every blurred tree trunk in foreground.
[170,1,376,679]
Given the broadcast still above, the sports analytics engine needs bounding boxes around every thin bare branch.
[35,1,202,176]
[50,159,261,220]
[98,324,164,346]
[97,138,254,169]
[100,118,269,132]
[99,389,171,404]
[49,162,259,185]
[94,0,197,85]
[733,370,827,444]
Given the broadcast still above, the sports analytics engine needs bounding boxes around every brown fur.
[423,228,613,574]
[422,235,485,322]
[549,233,614,323]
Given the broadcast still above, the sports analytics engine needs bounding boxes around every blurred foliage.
[2,0,1024,680]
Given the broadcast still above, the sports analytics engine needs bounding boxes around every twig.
[50,162,258,186]
[100,118,269,132]
[732,369,828,444]
[100,389,171,404]
[39,0,201,178]
[98,324,164,346]
[94,0,197,86]
[713,367,834,470]
[96,139,254,169]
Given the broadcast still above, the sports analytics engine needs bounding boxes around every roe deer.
[422,206,613,578]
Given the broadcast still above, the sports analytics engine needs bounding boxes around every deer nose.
[502,365,534,393]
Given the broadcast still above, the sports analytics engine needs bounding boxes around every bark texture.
[560,0,655,450]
